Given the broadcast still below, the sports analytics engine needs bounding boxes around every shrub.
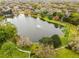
[63,12,79,25]
[31,43,56,58]
[39,35,62,48]
[51,35,62,48]
[16,36,32,50]
[0,22,17,47]
[39,37,52,45]
[66,37,79,53]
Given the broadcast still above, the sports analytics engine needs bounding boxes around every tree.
[51,35,62,48]
[63,12,79,25]
[39,35,62,48]
[39,37,52,45]
[0,22,17,47]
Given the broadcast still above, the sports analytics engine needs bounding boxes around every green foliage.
[0,22,17,47]
[56,48,79,58]
[39,37,52,45]
[51,35,62,48]
[0,41,29,58]
[40,10,48,17]
[61,28,70,45]
[31,43,55,58]
[0,16,5,21]
[31,43,43,51]
[70,12,79,21]
[1,41,16,52]
[48,14,53,20]
[63,12,79,25]
[53,12,64,19]
[66,36,79,53]
[39,35,61,48]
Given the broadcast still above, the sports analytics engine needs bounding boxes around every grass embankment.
[0,50,29,58]
[0,41,30,58]
[56,48,79,58]
[0,16,5,21]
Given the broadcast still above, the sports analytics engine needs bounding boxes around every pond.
[7,14,63,41]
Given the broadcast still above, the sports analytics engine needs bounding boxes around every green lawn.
[0,16,5,21]
[0,41,30,58]
[56,48,79,58]
[0,49,29,58]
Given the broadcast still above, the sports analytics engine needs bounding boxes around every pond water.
[7,14,63,41]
